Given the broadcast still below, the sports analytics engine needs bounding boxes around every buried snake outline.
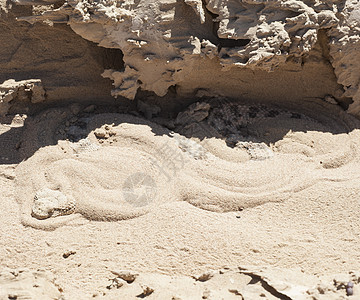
[15,101,360,229]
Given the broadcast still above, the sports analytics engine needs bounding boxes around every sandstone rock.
[0,0,357,117]
[0,79,45,116]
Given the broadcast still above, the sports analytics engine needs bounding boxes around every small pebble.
[347,282,354,296]
[110,270,138,283]
[94,128,107,139]
[106,277,125,290]
[347,287,353,296]
[63,250,76,258]
[140,284,154,297]
[193,271,214,282]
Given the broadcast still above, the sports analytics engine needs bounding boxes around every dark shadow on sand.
[1,96,359,166]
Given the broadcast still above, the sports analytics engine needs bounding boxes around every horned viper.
[175,100,316,160]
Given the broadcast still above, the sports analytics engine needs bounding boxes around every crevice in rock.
[99,47,125,71]
[318,29,332,63]
[53,0,66,9]
[318,29,353,110]
[218,38,251,49]
[200,1,251,50]
[200,1,220,40]
[167,84,178,95]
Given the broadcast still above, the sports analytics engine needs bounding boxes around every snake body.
[176,101,316,160]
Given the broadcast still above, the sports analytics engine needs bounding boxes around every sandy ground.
[1,100,360,299]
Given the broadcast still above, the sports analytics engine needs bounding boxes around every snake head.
[31,196,56,219]
[31,188,75,220]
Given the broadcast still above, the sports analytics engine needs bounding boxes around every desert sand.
[1,0,360,298]
[1,98,360,299]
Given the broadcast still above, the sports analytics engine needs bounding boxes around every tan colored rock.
[10,0,360,117]
[0,79,45,116]
[0,269,63,300]
[328,1,360,116]
[13,1,336,93]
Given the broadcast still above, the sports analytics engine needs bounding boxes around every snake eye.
[31,197,55,220]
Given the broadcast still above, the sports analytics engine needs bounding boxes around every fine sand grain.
[1,100,360,298]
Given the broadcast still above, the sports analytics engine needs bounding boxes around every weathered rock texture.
[328,1,360,115]
[0,79,45,115]
[0,3,124,111]
[1,0,359,116]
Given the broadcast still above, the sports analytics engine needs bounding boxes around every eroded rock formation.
[0,79,45,115]
[0,0,359,117]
